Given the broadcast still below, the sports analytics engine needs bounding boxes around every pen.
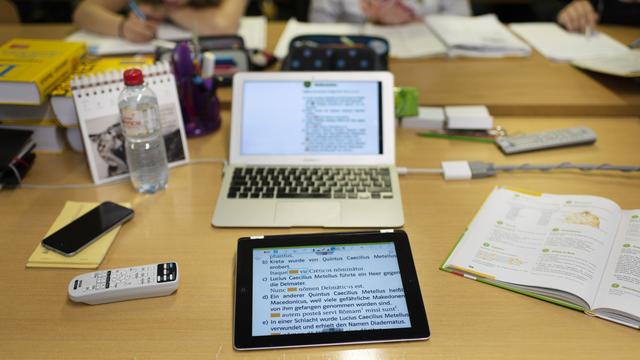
[417,132,496,144]
[584,26,593,39]
[128,0,147,21]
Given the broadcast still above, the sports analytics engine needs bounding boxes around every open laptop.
[212,71,403,227]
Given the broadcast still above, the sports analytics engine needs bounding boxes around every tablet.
[234,230,430,350]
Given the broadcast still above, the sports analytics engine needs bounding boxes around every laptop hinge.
[380,229,394,233]
[250,235,265,239]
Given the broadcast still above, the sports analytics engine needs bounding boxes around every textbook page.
[158,17,268,50]
[443,187,622,308]
[572,50,640,78]
[509,23,628,62]
[363,23,447,59]
[592,210,640,326]
[66,30,155,55]
[425,14,531,57]
[274,18,361,58]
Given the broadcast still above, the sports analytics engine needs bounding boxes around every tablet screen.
[235,230,429,350]
[251,242,411,336]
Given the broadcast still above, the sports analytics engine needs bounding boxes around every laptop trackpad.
[275,202,341,226]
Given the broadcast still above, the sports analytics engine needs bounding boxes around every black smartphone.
[41,202,134,256]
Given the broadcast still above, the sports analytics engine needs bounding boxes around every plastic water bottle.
[118,68,169,193]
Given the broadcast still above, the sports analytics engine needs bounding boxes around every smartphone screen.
[41,202,134,256]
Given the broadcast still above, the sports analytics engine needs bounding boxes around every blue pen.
[128,0,147,21]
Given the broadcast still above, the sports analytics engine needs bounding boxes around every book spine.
[35,44,86,102]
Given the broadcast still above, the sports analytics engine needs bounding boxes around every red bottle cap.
[123,68,144,86]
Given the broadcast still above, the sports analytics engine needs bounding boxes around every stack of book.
[0,38,85,152]
[0,38,152,152]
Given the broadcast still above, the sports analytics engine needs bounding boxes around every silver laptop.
[212,71,403,227]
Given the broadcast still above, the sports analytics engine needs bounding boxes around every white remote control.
[68,262,179,305]
[495,126,597,154]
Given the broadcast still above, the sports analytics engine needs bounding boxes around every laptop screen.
[240,80,383,156]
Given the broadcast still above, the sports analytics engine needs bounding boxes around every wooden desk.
[1,113,639,359]
[261,22,640,116]
[1,23,638,116]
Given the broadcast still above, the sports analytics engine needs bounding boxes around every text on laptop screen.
[251,242,411,336]
[241,80,383,156]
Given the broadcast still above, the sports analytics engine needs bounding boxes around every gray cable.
[492,162,640,173]
[17,158,226,190]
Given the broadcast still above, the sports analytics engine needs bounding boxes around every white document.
[274,18,361,59]
[363,23,447,59]
[572,50,640,77]
[238,16,267,50]
[67,17,267,55]
[401,106,446,129]
[509,23,628,62]
[426,14,531,58]
[445,105,493,130]
[66,30,155,55]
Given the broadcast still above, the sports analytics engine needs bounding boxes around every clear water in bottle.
[118,69,169,193]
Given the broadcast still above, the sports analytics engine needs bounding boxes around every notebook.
[211,72,403,227]
[509,23,628,62]
[425,14,531,58]
[72,61,189,184]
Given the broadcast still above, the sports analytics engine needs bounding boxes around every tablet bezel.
[234,230,430,350]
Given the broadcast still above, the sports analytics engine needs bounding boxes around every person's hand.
[360,0,417,25]
[557,0,599,33]
[121,12,158,42]
[138,3,167,22]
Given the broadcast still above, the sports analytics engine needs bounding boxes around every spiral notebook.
[72,61,189,184]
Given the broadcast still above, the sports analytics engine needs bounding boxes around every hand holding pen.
[557,0,600,35]
[120,0,164,42]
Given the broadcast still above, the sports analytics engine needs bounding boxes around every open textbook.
[66,16,267,55]
[425,14,531,57]
[274,18,447,59]
[509,23,628,62]
[572,50,640,78]
[442,187,640,329]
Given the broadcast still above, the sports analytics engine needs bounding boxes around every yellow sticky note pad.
[26,201,131,269]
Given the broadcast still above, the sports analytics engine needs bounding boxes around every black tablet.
[234,230,430,350]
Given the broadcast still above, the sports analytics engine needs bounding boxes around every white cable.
[396,166,442,175]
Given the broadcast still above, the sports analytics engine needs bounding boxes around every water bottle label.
[121,108,146,136]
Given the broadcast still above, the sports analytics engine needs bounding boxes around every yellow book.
[0,38,86,105]
[51,56,153,127]
[27,201,131,269]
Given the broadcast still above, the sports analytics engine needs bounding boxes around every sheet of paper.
[238,16,267,50]
[274,18,362,59]
[509,23,628,62]
[66,30,155,55]
[67,17,267,55]
[426,14,531,58]
[363,22,446,59]
[26,201,130,269]
[572,50,640,77]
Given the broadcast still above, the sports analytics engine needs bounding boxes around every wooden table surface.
[1,21,640,360]
[1,23,638,116]
[258,22,640,116]
[1,112,640,359]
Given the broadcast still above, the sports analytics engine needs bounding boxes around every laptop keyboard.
[227,167,394,200]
